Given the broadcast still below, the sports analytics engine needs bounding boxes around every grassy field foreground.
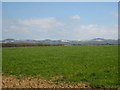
[2,45,119,88]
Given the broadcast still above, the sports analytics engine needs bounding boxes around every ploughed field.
[2,45,119,88]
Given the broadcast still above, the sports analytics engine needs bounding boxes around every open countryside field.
[2,45,119,88]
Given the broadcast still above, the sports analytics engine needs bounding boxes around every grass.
[2,45,119,88]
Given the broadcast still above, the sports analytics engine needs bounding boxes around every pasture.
[2,45,119,88]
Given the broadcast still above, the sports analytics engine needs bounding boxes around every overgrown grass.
[2,45,119,88]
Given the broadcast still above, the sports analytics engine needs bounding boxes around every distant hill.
[92,38,105,41]
[2,38,119,45]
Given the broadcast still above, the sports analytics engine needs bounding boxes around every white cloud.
[72,24,118,39]
[111,12,120,17]
[52,24,117,40]
[70,15,80,20]
[18,17,66,29]
[2,18,118,40]
[2,19,14,24]
[0,19,1,24]
[4,25,28,32]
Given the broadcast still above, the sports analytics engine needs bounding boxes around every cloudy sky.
[2,2,118,40]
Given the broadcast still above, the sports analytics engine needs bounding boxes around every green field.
[2,45,119,88]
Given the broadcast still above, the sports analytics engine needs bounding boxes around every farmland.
[2,45,119,88]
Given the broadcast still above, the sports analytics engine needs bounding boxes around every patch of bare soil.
[2,75,89,88]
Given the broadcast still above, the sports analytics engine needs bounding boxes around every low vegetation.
[2,45,119,88]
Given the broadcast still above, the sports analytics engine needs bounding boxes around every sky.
[0,2,2,40]
[2,2,118,40]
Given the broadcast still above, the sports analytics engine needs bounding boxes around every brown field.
[2,75,89,88]
[2,43,65,47]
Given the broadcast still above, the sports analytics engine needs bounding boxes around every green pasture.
[2,45,119,88]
